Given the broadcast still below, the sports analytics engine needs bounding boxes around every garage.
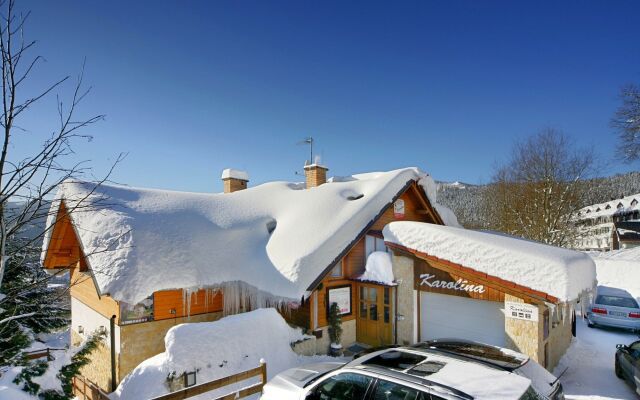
[419,292,505,346]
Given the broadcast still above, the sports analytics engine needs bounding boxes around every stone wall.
[311,319,356,355]
[504,295,574,371]
[393,254,415,345]
[118,312,223,383]
[544,303,573,370]
[504,294,543,363]
[72,330,116,392]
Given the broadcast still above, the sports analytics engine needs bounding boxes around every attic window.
[347,194,364,201]
[605,204,611,210]
[617,202,624,209]
[266,220,277,234]
[632,199,638,207]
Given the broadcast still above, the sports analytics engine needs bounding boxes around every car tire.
[587,321,594,328]
[614,358,624,379]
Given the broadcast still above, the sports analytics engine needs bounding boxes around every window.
[330,261,343,278]
[366,234,388,258]
[372,380,423,400]
[595,295,639,309]
[312,372,373,400]
[543,309,550,340]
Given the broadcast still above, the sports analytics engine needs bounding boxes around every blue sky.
[11,1,640,192]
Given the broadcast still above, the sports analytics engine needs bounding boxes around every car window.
[595,295,639,308]
[313,372,373,400]
[372,379,423,400]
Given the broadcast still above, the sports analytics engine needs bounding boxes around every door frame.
[355,282,394,347]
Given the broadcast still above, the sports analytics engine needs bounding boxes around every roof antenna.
[297,137,314,164]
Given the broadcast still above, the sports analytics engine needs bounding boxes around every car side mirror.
[616,344,628,350]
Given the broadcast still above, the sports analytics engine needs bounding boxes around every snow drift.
[358,251,395,285]
[42,167,455,304]
[383,222,596,301]
[589,247,640,300]
[114,309,325,400]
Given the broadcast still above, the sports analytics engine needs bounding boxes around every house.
[573,193,640,251]
[41,163,596,392]
[612,221,640,250]
[382,221,596,370]
[41,164,454,391]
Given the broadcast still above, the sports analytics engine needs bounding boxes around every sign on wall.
[419,273,486,294]
[328,286,352,315]
[394,199,405,219]
[505,301,539,322]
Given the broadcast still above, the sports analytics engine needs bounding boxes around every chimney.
[303,162,328,189]
[221,169,249,193]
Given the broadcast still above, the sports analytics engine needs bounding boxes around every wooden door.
[356,284,392,347]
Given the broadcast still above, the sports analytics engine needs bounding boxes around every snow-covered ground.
[553,249,640,400]
[114,309,345,400]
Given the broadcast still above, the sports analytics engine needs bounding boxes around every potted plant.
[328,302,343,356]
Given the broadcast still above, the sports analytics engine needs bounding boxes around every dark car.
[615,340,640,395]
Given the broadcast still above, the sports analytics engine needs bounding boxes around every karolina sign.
[419,273,486,293]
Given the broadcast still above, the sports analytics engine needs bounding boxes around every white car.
[262,340,563,400]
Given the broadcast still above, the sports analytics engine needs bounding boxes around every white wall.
[71,297,120,351]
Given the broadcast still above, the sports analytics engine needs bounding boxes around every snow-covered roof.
[43,167,454,304]
[220,168,249,181]
[357,251,395,285]
[383,222,596,302]
[576,193,640,219]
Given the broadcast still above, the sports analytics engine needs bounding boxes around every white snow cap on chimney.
[220,169,249,181]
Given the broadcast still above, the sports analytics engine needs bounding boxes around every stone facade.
[504,294,542,363]
[72,330,116,392]
[393,254,415,345]
[544,303,573,370]
[304,164,328,188]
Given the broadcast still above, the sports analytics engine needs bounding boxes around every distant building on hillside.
[572,193,640,251]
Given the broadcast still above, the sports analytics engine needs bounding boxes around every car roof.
[412,339,529,371]
[597,285,634,298]
[347,347,531,400]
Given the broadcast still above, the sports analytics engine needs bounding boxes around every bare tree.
[484,128,596,246]
[612,84,640,163]
[0,0,126,370]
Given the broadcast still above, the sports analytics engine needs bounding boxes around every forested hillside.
[437,171,640,229]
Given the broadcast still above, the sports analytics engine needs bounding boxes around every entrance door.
[356,284,392,347]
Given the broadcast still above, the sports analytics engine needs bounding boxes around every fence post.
[259,358,267,387]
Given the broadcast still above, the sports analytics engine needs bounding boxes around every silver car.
[262,344,561,400]
[586,286,640,332]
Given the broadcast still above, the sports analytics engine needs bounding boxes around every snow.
[113,309,343,400]
[220,168,249,181]
[554,313,638,399]
[576,193,639,219]
[0,367,36,400]
[383,222,597,301]
[589,248,640,300]
[425,353,532,400]
[357,251,395,285]
[42,167,453,305]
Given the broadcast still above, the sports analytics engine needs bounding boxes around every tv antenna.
[297,136,314,164]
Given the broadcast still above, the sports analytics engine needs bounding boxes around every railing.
[23,347,66,361]
[151,360,267,400]
[72,375,111,400]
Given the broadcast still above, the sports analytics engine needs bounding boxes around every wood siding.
[415,259,506,302]
[70,268,120,321]
[153,289,223,320]
[307,183,442,330]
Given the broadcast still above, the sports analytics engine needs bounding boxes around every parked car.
[411,339,564,400]
[586,286,640,332]
[615,340,640,395]
[262,342,563,400]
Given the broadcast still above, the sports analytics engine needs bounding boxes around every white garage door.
[420,292,505,346]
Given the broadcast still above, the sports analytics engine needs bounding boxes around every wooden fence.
[23,347,66,361]
[151,361,267,400]
[72,375,111,400]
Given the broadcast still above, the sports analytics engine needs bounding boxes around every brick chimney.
[221,169,249,193]
[304,163,328,188]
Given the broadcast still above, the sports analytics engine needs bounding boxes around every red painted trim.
[385,241,560,304]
